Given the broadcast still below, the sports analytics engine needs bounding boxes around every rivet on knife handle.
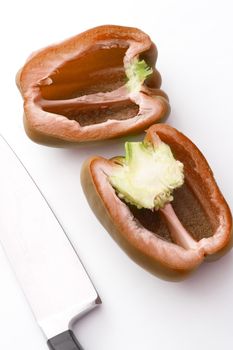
[48,330,83,350]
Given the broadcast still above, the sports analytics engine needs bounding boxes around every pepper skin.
[16,25,170,146]
[81,124,232,281]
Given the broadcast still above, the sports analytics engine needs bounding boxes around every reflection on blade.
[0,136,100,339]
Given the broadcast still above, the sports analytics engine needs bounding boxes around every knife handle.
[47,330,83,350]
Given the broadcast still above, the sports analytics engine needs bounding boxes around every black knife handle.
[47,330,83,350]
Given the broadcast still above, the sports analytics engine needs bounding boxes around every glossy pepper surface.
[81,124,232,280]
[16,25,169,146]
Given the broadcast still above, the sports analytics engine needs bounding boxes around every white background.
[0,1,233,349]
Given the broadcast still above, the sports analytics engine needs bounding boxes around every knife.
[0,135,101,350]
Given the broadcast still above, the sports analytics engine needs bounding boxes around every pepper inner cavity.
[40,46,128,101]
[109,137,207,250]
[38,45,142,124]
[171,183,214,241]
[42,99,139,126]
[128,202,173,243]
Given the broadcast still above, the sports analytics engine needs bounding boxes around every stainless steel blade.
[0,135,100,340]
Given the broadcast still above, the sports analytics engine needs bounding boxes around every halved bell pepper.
[81,124,232,281]
[16,25,169,146]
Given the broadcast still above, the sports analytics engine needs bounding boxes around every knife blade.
[0,135,101,350]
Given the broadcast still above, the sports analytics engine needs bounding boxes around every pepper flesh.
[81,124,232,281]
[16,25,170,146]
